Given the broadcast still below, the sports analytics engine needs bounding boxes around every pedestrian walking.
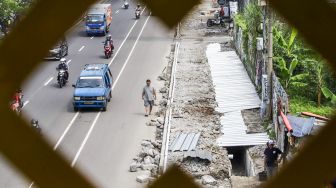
[142,79,156,117]
[264,140,283,178]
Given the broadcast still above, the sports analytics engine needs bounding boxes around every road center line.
[112,13,151,89]
[54,112,80,150]
[29,112,80,187]
[66,59,72,65]
[108,7,147,66]
[78,46,85,52]
[71,12,151,167]
[44,77,54,86]
[90,36,94,39]
[71,112,101,166]
[22,101,30,108]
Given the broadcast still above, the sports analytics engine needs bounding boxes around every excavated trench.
[227,146,256,177]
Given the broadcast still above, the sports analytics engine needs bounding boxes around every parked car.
[72,64,113,111]
[45,39,68,60]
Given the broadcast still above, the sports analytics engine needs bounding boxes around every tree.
[273,27,308,90]
[0,0,31,34]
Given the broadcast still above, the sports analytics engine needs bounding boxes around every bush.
[289,96,334,117]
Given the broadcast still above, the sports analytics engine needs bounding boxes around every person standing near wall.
[264,140,283,178]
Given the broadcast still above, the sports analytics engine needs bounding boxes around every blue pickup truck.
[73,64,113,111]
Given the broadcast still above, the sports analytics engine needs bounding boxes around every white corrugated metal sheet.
[206,43,269,147]
[169,132,201,152]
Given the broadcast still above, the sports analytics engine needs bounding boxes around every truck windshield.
[76,77,104,88]
[86,15,104,23]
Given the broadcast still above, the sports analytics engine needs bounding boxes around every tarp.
[286,115,315,137]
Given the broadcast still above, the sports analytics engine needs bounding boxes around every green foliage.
[273,27,309,90]
[0,0,32,33]
[321,87,336,105]
[290,96,334,117]
[234,0,262,80]
[233,14,247,31]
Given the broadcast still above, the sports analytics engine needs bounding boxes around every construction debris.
[169,132,201,152]
[183,150,213,162]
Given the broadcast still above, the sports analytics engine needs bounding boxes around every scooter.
[122,2,129,9]
[135,10,141,19]
[207,18,225,27]
[31,119,41,134]
[57,69,67,88]
[104,45,112,59]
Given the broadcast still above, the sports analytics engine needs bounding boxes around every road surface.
[0,0,173,187]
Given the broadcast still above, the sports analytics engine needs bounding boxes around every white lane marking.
[112,13,151,90]
[44,77,54,86]
[108,7,147,66]
[66,59,72,65]
[22,101,30,108]
[71,12,151,167]
[90,36,94,40]
[71,112,101,167]
[115,10,119,14]
[78,46,85,52]
[54,112,80,150]
[28,112,80,188]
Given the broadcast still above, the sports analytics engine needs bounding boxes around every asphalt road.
[0,0,173,187]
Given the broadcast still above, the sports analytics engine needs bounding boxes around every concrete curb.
[158,41,180,174]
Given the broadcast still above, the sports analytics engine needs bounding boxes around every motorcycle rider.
[136,4,141,11]
[12,89,23,105]
[104,34,114,51]
[219,6,225,19]
[135,4,141,18]
[123,0,129,8]
[31,119,41,134]
[57,58,69,81]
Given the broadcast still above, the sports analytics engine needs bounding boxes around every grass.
[289,96,334,117]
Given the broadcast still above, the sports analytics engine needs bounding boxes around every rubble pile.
[130,140,162,183]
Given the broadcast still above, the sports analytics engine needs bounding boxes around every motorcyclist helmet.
[31,119,38,125]
[137,4,140,8]
[106,34,112,41]
[60,58,67,64]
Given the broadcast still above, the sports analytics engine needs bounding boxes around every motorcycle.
[57,69,67,88]
[122,2,129,9]
[207,18,225,27]
[104,44,112,59]
[31,119,41,134]
[135,10,141,19]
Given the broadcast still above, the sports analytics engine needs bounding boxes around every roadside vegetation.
[273,21,335,116]
[0,0,32,35]
[234,0,335,117]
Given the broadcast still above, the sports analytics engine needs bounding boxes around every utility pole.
[266,2,273,118]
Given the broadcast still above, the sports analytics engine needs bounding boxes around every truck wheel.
[74,107,78,112]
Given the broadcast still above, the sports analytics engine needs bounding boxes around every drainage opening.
[227,146,247,176]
